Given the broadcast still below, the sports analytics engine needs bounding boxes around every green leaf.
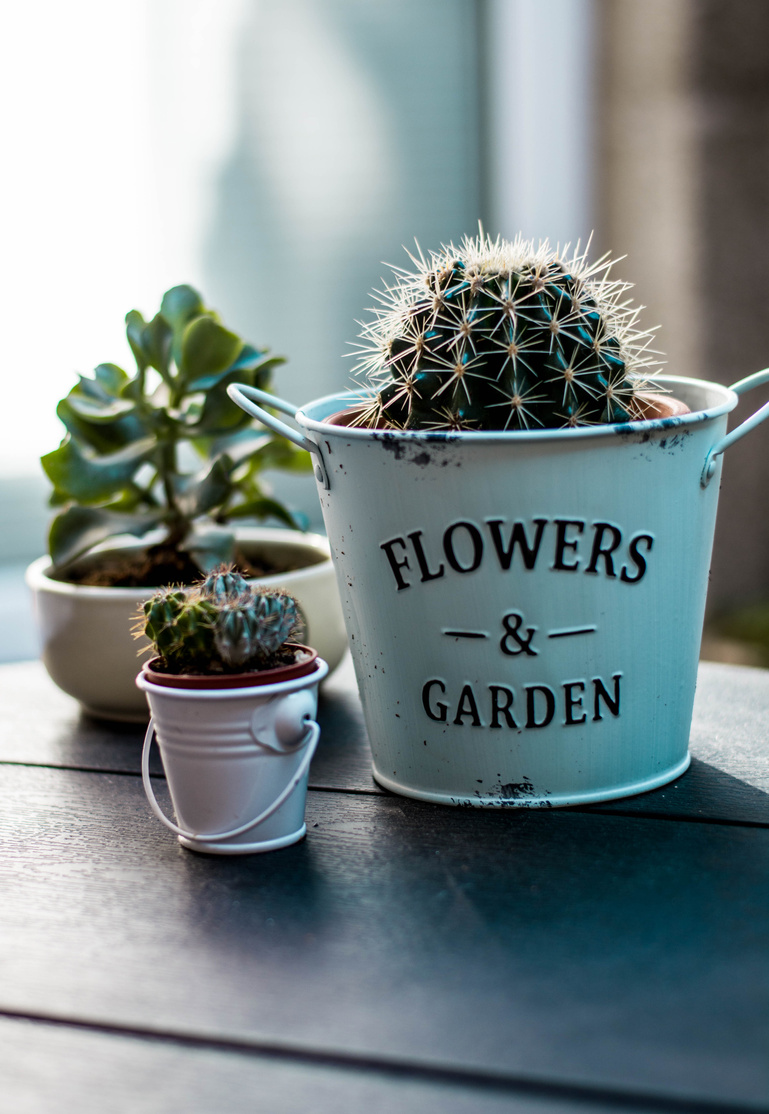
[125,310,149,374]
[184,368,236,393]
[162,286,208,370]
[187,368,261,436]
[186,347,284,392]
[72,365,129,405]
[63,392,136,423]
[253,359,282,392]
[99,488,148,513]
[179,315,242,382]
[125,312,172,381]
[176,458,232,518]
[120,375,144,402]
[94,363,130,396]
[48,506,163,568]
[195,429,272,467]
[142,313,173,377]
[55,365,149,452]
[181,524,237,573]
[225,496,305,529]
[160,285,205,332]
[41,436,156,504]
[245,437,314,474]
[56,398,149,455]
[230,344,271,372]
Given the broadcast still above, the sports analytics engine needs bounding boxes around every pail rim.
[296,375,737,444]
[136,657,329,700]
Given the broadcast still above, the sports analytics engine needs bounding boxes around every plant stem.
[158,422,187,546]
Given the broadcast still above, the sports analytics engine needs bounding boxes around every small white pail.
[137,660,328,853]
[229,373,769,808]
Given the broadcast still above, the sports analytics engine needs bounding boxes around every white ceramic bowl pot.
[137,654,329,854]
[229,372,769,808]
[26,526,347,722]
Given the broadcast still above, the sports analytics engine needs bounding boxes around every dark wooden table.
[0,656,767,1113]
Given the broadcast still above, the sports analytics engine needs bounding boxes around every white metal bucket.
[137,660,328,852]
[228,373,769,807]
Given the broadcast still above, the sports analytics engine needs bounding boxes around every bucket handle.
[141,717,320,844]
[227,384,330,490]
[701,368,769,486]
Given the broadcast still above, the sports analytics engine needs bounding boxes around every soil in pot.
[54,540,320,589]
[325,391,691,430]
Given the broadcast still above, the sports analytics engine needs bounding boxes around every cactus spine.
[353,232,659,431]
[138,565,303,674]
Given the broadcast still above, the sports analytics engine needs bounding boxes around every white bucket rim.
[296,375,736,444]
[136,657,329,701]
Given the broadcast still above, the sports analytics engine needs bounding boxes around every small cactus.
[201,566,250,603]
[352,232,660,431]
[136,565,304,674]
[142,587,218,670]
[212,593,301,667]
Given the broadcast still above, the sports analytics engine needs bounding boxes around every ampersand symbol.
[500,611,538,656]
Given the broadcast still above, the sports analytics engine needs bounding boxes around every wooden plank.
[0,765,766,1107]
[0,660,163,775]
[0,1015,679,1114]
[0,657,375,788]
[1,660,767,824]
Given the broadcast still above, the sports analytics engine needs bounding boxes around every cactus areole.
[352,232,662,432]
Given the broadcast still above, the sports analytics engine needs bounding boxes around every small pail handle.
[702,368,769,486]
[226,384,330,490]
[141,718,320,844]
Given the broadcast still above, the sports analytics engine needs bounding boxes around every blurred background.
[3,0,769,662]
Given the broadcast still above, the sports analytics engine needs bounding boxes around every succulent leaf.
[174,458,232,518]
[159,285,206,333]
[179,316,242,383]
[41,436,156,504]
[182,525,238,574]
[48,506,162,568]
[44,286,306,572]
[140,313,173,378]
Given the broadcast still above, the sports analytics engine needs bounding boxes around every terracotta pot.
[141,645,319,689]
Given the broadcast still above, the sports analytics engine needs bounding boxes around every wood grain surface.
[0,1015,681,1114]
[0,658,766,1111]
[0,658,766,824]
[0,765,767,1106]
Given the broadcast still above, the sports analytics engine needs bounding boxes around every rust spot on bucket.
[498,778,536,798]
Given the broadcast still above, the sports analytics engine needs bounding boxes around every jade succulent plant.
[352,232,660,431]
[138,565,304,674]
[42,285,311,575]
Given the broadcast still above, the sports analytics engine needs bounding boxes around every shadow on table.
[586,756,768,826]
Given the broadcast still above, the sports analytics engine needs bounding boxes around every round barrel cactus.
[353,233,660,431]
